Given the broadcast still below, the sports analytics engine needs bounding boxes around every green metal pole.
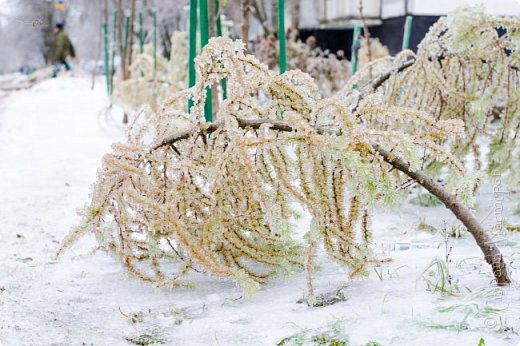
[351,24,362,75]
[153,11,157,74]
[139,11,144,54]
[215,0,227,100]
[123,15,130,59]
[402,15,413,51]
[199,0,212,122]
[110,10,118,94]
[188,0,197,112]
[278,0,286,74]
[103,22,109,94]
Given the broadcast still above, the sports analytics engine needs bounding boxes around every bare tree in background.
[271,0,278,34]
[128,0,136,66]
[245,0,300,37]
[289,0,300,29]
[242,0,251,48]
[0,0,188,73]
[250,0,270,35]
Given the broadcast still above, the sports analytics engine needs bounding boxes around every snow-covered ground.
[0,76,519,346]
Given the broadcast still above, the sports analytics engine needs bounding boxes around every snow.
[0,76,519,346]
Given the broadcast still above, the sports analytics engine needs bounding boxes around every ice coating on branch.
[59,35,471,297]
[351,7,520,186]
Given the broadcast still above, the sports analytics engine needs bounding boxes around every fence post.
[278,0,286,74]
[402,15,413,50]
[200,0,212,122]
[351,24,362,75]
[188,0,197,112]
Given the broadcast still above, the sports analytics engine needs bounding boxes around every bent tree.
[59,32,511,300]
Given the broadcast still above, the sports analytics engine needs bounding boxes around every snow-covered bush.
[254,31,352,96]
[112,31,188,114]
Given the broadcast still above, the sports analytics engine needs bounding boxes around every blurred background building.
[1,0,519,74]
[298,0,520,58]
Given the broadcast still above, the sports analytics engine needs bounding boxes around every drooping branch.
[153,117,511,285]
[358,7,520,187]
[152,118,293,150]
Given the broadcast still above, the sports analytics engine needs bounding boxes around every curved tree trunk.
[372,145,510,285]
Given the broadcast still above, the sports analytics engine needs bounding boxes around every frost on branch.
[349,7,520,186]
[59,37,468,296]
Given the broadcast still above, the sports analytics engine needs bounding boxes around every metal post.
[188,0,197,112]
[278,0,286,74]
[199,0,212,122]
[402,15,413,51]
[351,24,362,75]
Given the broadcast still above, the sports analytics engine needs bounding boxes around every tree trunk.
[117,0,127,80]
[208,0,216,38]
[372,145,511,285]
[251,0,270,36]
[128,0,136,68]
[289,0,300,29]
[208,0,219,116]
[242,0,251,49]
[42,1,55,64]
[91,1,103,90]
[271,0,279,34]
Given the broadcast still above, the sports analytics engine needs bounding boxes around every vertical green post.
[215,0,227,100]
[139,11,144,53]
[199,0,212,122]
[103,22,109,94]
[153,11,157,74]
[110,10,118,94]
[351,24,362,75]
[278,0,286,74]
[188,0,197,112]
[402,15,413,51]
[123,15,130,58]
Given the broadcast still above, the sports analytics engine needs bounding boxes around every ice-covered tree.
[60,21,512,301]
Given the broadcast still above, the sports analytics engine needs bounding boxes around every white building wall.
[408,0,520,16]
[300,0,520,25]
